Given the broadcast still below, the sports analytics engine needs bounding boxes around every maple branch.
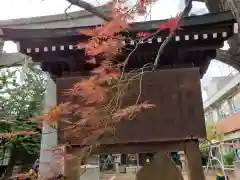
[120,30,160,73]
[153,0,193,70]
[66,0,111,21]
[129,67,144,118]
[114,32,159,112]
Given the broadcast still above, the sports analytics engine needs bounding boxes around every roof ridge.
[0,5,110,27]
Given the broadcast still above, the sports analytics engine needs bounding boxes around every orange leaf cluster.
[137,32,151,37]
[16,172,31,180]
[158,15,182,32]
[47,103,67,120]
[77,0,132,59]
[33,103,68,123]
[0,130,38,139]
[137,0,155,14]
[8,1,157,180]
[140,0,154,8]
[112,101,156,122]
[33,0,155,165]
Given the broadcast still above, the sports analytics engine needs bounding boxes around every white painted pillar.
[39,73,63,178]
[113,154,121,174]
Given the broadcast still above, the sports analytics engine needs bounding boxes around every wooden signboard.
[57,68,206,153]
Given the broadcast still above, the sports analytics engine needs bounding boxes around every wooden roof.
[0,11,237,55]
[0,11,236,78]
[0,5,109,29]
[0,11,236,39]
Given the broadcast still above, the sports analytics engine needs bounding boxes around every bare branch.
[64,4,73,18]
[153,0,192,70]
[183,0,192,16]
[66,0,111,21]
[153,0,193,70]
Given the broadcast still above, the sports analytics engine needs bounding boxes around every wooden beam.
[0,11,235,40]
[69,141,186,154]
[21,37,227,57]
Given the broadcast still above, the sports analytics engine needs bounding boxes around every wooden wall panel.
[56,68,206,146]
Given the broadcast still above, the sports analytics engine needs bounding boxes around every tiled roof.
[216,112,240,134]
[0,5,110,27]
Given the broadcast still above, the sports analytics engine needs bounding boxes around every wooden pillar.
[185,140,205,180]
[136,152,183,180]
[139,153,146,166]
[64,148,81,180]
[121,154,127,165]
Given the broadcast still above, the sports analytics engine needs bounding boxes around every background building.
[203,74,240,141]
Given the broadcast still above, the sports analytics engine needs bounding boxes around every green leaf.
[0,65,46,156]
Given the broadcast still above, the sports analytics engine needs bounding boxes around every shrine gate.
[0,6,238,180]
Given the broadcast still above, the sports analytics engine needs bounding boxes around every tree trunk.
[66,0,111,21]
[210,0,240,71]
[2,145,17,180]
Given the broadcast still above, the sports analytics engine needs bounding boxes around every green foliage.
[170,152,182,168]
[206,122,218,141]
[200,141,209,166]
[222,149,236,165]
[0,64,46,155]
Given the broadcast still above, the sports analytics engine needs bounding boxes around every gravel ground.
[100,172,235,180]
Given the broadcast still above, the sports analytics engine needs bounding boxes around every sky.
[0,0,172,20]
[0,0,237,101]
[0,0,208,20]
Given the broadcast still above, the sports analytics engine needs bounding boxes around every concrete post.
[115,162,120,174]
[39,73,63,178]
[113,154,121,174]
[234,161,240,180]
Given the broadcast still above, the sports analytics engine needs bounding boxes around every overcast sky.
[0,0,176,20]
[0,0,237,101]
[0,0,209,20]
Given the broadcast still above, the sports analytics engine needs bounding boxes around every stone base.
[80,165,100,180]
[126,166,142,174]
[119,165,126,173]
[234,161,240,180]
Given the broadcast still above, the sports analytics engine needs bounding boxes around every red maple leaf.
[137,32,151,37]
[158,15,183,31]
[139,0,153,9]
[140,0,145,9]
